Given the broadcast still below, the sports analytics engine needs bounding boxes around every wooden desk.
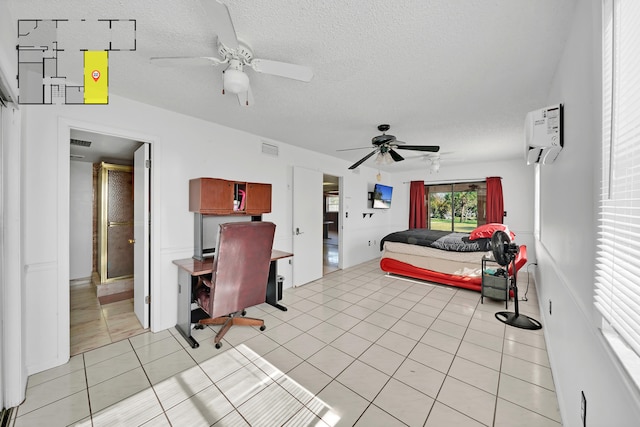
[172,250,293,348]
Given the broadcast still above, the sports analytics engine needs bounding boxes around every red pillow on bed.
[469,223,515,241]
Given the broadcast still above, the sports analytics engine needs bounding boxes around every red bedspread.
[380,245,528,293]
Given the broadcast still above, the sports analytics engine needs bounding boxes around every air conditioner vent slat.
[261,141,279,156]
[70,138,92,147]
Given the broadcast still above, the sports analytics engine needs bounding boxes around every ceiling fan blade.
[250,58,313,82]
[396,145,440,152]
[388,149,404,162]
[149,56,224,66]
[336,146,373,152]
[348,150,378,170]
[201,0,239,50]
[236,83,254,107]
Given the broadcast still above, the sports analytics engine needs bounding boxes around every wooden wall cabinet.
[189,178,272,215]
[245,182,272,215]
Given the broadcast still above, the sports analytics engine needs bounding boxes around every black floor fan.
[491,230,542,330]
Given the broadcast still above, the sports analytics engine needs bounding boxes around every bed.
[379,226,527,293]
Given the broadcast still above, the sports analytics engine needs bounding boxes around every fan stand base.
[495,311,542,330]
[493,250,542,331]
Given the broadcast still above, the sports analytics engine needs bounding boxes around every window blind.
[595,0,640,363]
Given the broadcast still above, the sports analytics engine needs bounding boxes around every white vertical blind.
[595,0,640,360]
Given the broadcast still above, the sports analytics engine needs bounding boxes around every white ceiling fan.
[417,151,463,173]
[150,0,314,106]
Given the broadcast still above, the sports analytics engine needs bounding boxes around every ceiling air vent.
[70,138,92,147]
[261,141,279,157]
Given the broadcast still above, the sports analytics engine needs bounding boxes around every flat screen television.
[372,183,393,209]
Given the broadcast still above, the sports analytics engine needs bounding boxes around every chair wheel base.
[215,342,222,349]
[194,324,204,330]
[260,325,266,331]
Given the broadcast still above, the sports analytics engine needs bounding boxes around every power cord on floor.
[521,262,538,301]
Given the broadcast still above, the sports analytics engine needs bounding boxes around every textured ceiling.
[8,0,578,171]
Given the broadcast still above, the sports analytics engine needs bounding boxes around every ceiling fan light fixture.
[374,151,396,166]
[384,152,394,165]
[223,68,249,94]
[430,157,441,173]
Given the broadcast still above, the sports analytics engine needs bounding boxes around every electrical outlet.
[549,299,552,315]
[581,391,587,426]
[368,240,371,246]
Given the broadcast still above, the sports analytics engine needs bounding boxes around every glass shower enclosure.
[97,162,134,283]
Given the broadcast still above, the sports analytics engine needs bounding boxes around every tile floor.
[11,260,560,426]
[70,278,147,356]
[323,230,340,275]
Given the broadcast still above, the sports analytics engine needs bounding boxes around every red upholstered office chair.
[195,221,276,349]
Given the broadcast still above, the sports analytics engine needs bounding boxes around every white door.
[133,144,150,328]
[293,166,323,286]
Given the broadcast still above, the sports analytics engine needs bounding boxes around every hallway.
[323,230,339,275]
[70,277,147,356]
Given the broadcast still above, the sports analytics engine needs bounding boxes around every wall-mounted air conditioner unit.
[524,104,563,165]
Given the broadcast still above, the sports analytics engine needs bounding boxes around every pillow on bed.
[469,223,515,241]
[430,232,492,252]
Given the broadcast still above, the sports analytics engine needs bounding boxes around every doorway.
[323,174,341,274]
[292,168,343,286]
[69,129,149,355]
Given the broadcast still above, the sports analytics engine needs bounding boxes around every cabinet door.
[189,178,234,214]
[245,183,272,214]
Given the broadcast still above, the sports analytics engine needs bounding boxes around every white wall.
[0,2,27,408]
[341,169,401,260]
[535,1,640,426]
[69,161,93,280]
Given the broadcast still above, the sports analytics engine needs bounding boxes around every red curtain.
[486,176,504,224]
[409,181,426,229]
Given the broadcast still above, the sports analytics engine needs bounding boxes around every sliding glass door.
[426,181,486,232]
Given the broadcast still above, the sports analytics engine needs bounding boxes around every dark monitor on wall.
[372,183,393,209]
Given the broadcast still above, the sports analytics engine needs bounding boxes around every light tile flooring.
[323,242,339,275]
[12,260,560,426]
[70,278,147,356]
[324,230,340,275]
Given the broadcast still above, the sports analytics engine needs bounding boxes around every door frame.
[58,118,157,362]
[133,143,150,329]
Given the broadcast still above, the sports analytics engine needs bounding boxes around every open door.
[133,144,150,328]
[293,166,323,286]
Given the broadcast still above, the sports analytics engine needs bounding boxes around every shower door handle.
[108,221,134,227]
